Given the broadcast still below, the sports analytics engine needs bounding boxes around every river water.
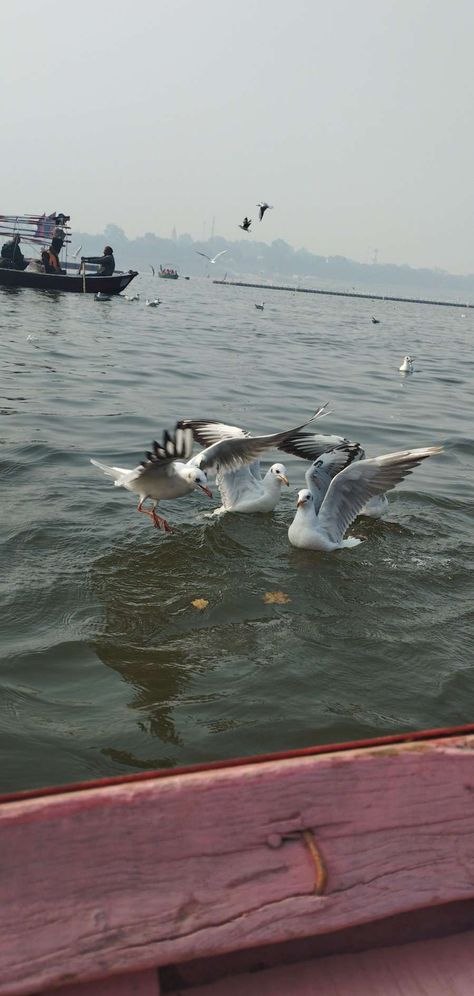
[1,275,473,792]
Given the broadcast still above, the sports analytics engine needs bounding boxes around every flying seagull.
[239,217,252,232]
[194,250,229,265]
[149,264,156,276]
[288,447,442,552]
[257,202,273,221]
[372,317,380,324]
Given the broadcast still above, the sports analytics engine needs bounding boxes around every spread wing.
[305,443,363,513]
[181,419,249,448]
[195,251,211,261]
[279,431,360,461]
[134,424,195,482]
[317,447,442,546]
[212,250,228,262]
[183,405,329,475]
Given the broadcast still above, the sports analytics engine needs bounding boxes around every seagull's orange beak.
[199,484,213,498]
[278,474,289,486]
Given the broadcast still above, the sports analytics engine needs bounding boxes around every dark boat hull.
[0,267,138,294]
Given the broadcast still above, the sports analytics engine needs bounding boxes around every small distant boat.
[158,263,179,279]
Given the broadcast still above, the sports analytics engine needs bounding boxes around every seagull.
[124,293,140,302]
[399,355,414,373]
[372,317,380,324]
[239,217,252,232]
[288,447,441,552]
[91,407,327,531]
[255,302,264,311]
[277,430,388,518]
[149,264,156,276]
[257,202,273,221]
[95,291,111,301]
[194,249,228,265]
[73,245,83,259]
[179,407,330,514]
[146,298,161,307]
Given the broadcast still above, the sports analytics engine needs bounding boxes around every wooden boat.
[2,721,474,995]
[0,265,138,295]
[0,212,138,294]
[158,263,179,279]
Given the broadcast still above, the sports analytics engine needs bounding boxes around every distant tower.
[211,216,215,240]
[372,248,379,265]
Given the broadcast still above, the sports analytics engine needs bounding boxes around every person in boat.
[50,214,69,256]
[41,248,61,274]
[0,234,28,270]
[81,246,115,277]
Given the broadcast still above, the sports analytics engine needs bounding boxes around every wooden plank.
[184,928,474,995]
[1,736,474,995]
[47,969,160,996]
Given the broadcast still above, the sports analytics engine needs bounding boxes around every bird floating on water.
[257,202,273,221]
[95,291,111,301]
[179,409,329,516]
[124,293,140,302]
[146,298,161,307]
[195,249,228,265]
[288,446,441,552]
[399,355,414,373]
[239,217,252,232]
[255,302,264,311]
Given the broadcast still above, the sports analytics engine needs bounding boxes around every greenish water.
[1,276,473,793]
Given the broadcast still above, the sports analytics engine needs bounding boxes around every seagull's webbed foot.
[137,500,173,533]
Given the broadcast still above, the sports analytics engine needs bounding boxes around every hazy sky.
[2,1,474,273]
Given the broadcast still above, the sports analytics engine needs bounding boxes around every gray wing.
[279,430,361,461]
[134,424,195,481]
[180,419,249,449]
[317,447,442,546]
[185,405,329,475]
[217,465,264,509]
[195,251,211,261]
[305,443,363,513]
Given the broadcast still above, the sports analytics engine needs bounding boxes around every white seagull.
[195,250,229,265]
[278,430,388,518]
[180,407,330,514]
[146,298,161,307]
[400,355,414,373]
[288,446,441,552]
[124,293,140,302]
[95,291,111,301]
[255,302,265,311]
[257,202,273,221]
[91,407,327,531]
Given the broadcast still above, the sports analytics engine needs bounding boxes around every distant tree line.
[73,223,474,299]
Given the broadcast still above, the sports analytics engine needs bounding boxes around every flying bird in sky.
[194,250,229,264]
[257,202,273,221]
[239,217,252,232]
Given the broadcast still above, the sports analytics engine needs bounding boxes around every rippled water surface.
[1,276,473,792]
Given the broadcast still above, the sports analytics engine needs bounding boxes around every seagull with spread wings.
[257,202,273,221]
[91,406,328,531]
[288,447,441,552]
[195,249,229,265]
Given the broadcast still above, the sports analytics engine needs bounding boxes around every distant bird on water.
[194,249,229,265]
[146,298,161,307]
[399,355,414,373]
[95,291,111,301]
[124,293,140,302]
[372,316,380,324]
[257,202,273,221]
[239,217,252,232]
[255,302,264,311]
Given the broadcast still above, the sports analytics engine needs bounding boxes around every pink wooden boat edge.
[2,730,474,995]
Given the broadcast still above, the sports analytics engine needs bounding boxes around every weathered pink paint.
[185,928,474,995]
[1,735,474,995]
[46,970,160,996]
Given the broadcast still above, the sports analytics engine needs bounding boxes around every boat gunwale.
[2,720,474,806]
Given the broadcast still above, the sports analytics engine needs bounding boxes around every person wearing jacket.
[0,234,27,270]
[81,245,115,276]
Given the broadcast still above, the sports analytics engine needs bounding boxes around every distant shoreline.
[213,279,472,309]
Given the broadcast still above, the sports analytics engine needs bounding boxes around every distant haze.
[2,0,474,274]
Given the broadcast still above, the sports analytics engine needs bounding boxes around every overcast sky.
[1,1,473,273]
